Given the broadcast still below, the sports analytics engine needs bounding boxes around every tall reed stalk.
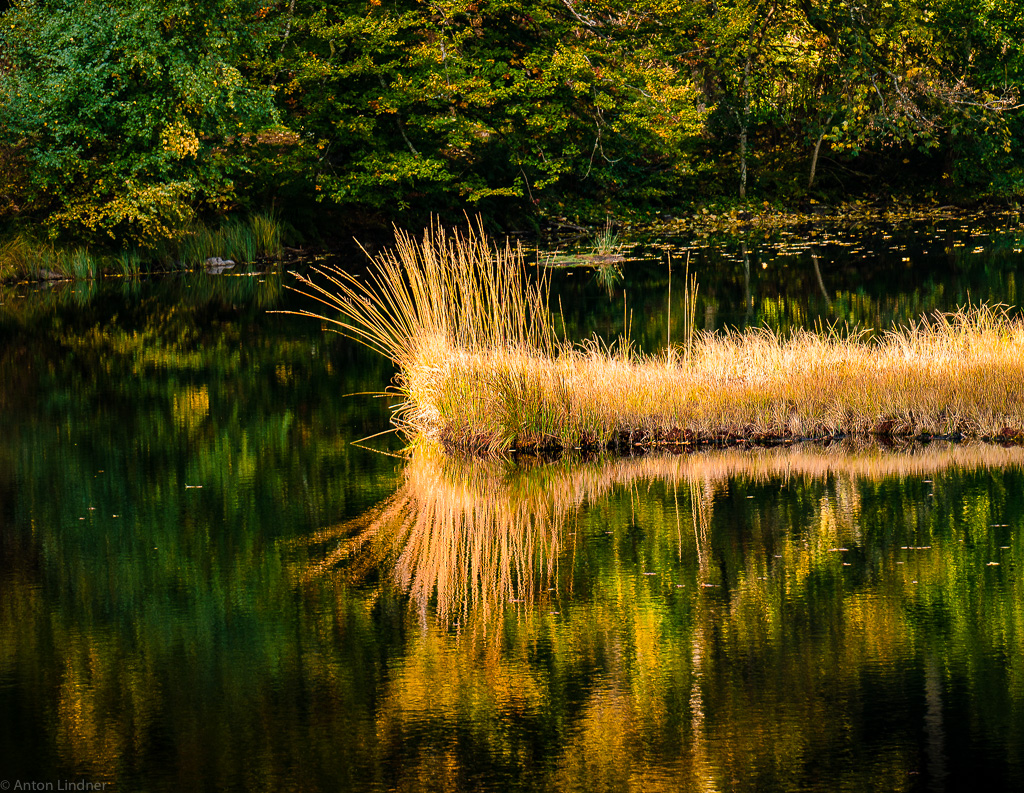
[681,252,697,362]
[666,253,671,360]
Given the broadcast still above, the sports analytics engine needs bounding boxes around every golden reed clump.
[288,220,1024,453]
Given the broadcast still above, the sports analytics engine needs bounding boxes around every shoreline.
[492,429,1024,458]
[5,198,1021,286]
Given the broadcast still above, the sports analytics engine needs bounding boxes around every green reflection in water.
[321,442,1024,792]
[554,224,1024,349]
[0,271,402,789]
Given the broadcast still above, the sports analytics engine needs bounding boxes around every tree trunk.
[808,114,834,189]
[808,132,825,188]
[739,126,748,198]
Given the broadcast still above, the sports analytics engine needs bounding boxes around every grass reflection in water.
[297,440,1024,791]
[4,246,1024,790]
[321,440,1024,624]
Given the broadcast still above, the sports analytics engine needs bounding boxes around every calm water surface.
[2,223,1023,791]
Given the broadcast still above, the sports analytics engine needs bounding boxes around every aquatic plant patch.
[290,222,1024,453]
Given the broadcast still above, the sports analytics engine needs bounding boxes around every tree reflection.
[307,441,1024,791]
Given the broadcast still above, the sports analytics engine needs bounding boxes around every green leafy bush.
[0,0,278,245]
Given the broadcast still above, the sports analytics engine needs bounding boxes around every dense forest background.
[1,0,1022,247]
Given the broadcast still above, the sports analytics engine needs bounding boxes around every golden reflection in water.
[293,440,1024,791]
[310,440,1024,627]
[302,451,565,625]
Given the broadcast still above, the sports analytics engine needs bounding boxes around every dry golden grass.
[290,220,1024,452]
[436,305,1024,450]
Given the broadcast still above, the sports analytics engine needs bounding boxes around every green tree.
[801,0,1022,192]
[269,0,707,221]
[928,0,1024,193]
[0,0,279,245]
[697,0,798,198]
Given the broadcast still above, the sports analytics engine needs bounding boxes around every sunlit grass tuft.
[288,218,554,450]
[293,221,1024,452]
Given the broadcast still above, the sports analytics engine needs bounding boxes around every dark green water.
[558,218,1024,346]
[2,224,1023,792]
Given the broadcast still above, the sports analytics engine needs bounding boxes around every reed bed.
[1,213,284,283]
[291,221,1024,453]
[178,213,282,266]
[0,237,102,280]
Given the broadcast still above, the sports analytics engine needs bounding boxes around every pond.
[2,221,1023,792]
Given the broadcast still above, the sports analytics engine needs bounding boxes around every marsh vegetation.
[0,214,284,283]
[294,221,1024,453]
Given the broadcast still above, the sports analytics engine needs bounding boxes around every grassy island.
[292,222,1024,454]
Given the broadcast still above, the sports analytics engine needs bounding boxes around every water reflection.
[307,441,1024,791]
[304,454,562,626]
[0,270,401,789]
[4,231,1024,791]
[556,223,1024,349]
[333,441,1024,624]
